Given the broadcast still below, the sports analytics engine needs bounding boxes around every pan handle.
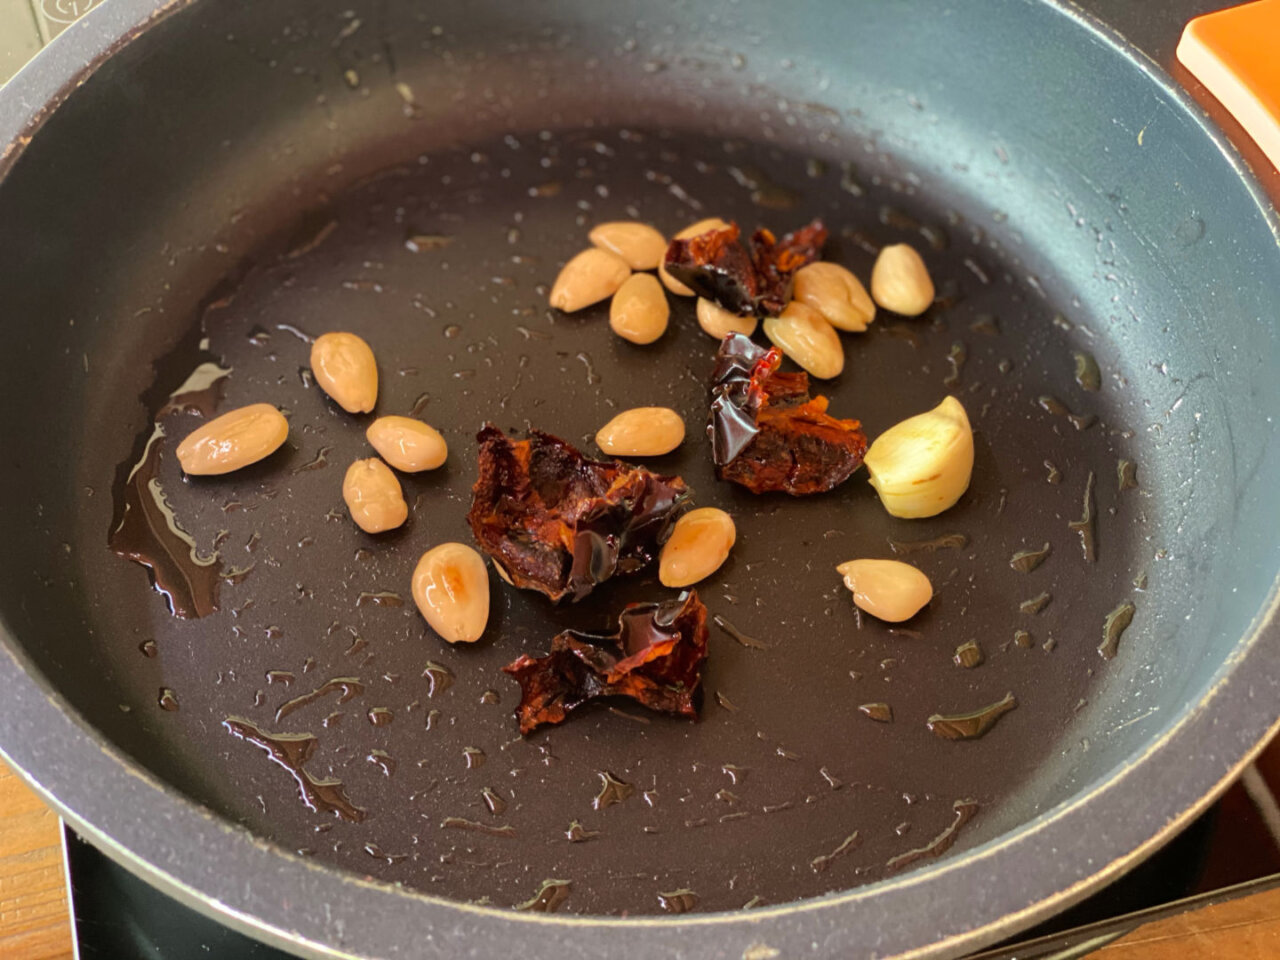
[1176,0,1280,171]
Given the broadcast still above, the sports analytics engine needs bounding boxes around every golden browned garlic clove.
[696,297,758,339]
[659,507,737,587]
[412,542,490,644]
[311,331,379,413]
[342,458,408,533]
[870,243,935,317]
[366,416,448,472]
[548,248,631,312]
[836,559,933,622]
[588,221,668,270]
[793,261,876,332]
[596,407,685,457]
[762,301,844,379]
[609,273,670,344]
[176,403,289,476]
[864,396,974,518]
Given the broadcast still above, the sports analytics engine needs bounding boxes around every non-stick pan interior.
[0,0,1277,922]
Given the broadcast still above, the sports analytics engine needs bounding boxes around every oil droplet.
[1044,460,1063,484]
[363,842,407,864]
[927,693,1016,740]
[722,764,748,785]
[139,639,158,658]
[1020,592,1052,615]
[713,615,769,650]
[1118,459,1139,492]
[943,342,966,387]
[969,315,999,336]
[1013,629,1033,649]
[441,816,516,838]
[158,688,179,711]
[405,234,454,252]
[367,707,394,726]
[357,591,404,607]
[887,533,967,555]
[1073,352,1101,392]
[481,787,507,815]
[223,717,365,822]
[367,749,396,776]
[657,889,699,914]
[1009,543,1051,573]
[266,670,295,686]
[593,771,635,810]
[109,424,223,618]
[810,831,860,873]
[1066,471,1097,563]
[858,703,892,722]
[953,642,984,668]
[886,799,979,869]
[423,661,454,697]
[410,392,431,417]
[292,446,333,473]
[479,689,500,705]
[566,821,600,842]
[463,747,486,769]
[1099,601,1136,660]
[715,691,739,712]
[517,879,571,912]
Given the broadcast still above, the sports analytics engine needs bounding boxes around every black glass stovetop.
[64,798,1280,960]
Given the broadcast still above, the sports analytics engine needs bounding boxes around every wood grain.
[1094,884,1280,958]
[0,760,72,960]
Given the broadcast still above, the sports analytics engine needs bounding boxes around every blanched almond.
[311,332,378,413]
[596,407,685,456]
[870,243,935,317]
[589,221,667,270]
[696,297,758,339]
[762,301,844,379]
[366,416,447,472]
[609,273,670,344]
[836,559,932,622]
[549,248,631,312]
[659,507,737,587]
[793,261,876,332]
[342,458,408,533]
[412,542,490,644]
[176,404,288,476]
[660,217,731,296]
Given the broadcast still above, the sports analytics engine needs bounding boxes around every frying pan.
[0,0,1278,957]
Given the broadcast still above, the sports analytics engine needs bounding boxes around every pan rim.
[0,0,1278,957]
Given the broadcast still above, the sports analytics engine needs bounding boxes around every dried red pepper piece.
[503,590,709,734]
[664,218,827,317]
[709,333,867,495]
[467,424,690,603]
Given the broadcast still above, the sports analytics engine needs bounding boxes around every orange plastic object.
[1177,0,1280,171]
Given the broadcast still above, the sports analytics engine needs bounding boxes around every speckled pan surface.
[0,0,1277,957]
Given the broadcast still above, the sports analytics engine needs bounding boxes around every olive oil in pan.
[94,126,1146,913]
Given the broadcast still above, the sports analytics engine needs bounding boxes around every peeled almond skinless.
[836,559,933,622]
[762,301,844,380]
[793,261,876,332]
[588,221,667,270]
[412,543,490,644]
[659,507,736,587]
[549,248,631,312]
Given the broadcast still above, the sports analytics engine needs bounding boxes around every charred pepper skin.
[708,334,867,495]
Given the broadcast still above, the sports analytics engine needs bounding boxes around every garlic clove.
[864,396,974,518]
[836,559,932,622]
